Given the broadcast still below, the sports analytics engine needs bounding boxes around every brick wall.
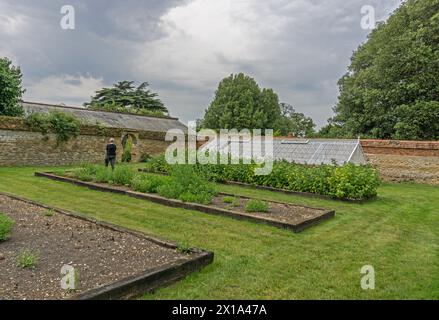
[0,116,171,166]
[361,139,439,156]
[361,139,439,184]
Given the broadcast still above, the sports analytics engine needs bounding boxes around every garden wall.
[361,139,439,184]
[0,116,171,166]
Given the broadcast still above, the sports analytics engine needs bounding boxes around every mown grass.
[0,165,438,299]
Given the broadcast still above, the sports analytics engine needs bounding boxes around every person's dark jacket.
[106,143,117,158]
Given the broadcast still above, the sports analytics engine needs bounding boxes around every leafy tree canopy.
[202,73,281,130]
[274,103,315,137]
[85,81,168,116]
[328,0,439,140]
[0,57,24,117]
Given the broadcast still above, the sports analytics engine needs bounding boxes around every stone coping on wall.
[361,139,439,156]
[0,115,169,141]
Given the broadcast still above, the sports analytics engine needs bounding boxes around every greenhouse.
[200,137,367,165]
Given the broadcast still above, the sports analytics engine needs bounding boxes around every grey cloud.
[1,0,402,127]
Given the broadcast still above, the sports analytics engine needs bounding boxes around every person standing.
[105,138,117,170]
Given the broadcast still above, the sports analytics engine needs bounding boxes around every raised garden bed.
[35,172,335,233]
[0,192,213,300]
[138,169,376,203]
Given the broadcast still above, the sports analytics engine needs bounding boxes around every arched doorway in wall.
[121,133,138,162]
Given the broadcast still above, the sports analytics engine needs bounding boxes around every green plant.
[131,174,169,193]
[94,166,114,183]
[245,200,269,213]
[222,196,236,204]
[176,242,192,254]
[157,165,218,204]
[145,154,381,200]
[111,165,135,185]
[71,164,98,182]
[122,137,133,162]
[42,209,54,217]
[0,57,24,117]
[16,249,39,269]
[0,213,14,241]
[25,111,81,144]
[139,152,151,162]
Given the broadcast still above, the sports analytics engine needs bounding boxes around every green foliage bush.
[25,111,81,144]
[157,165,218,204]
[144,154,381,200]
[131,174,170,193]
[112,165,135,185]
[0,213,14,241]
[245,200,269,213]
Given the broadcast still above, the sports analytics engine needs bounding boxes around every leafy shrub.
[131,174,169,193]
[245,200,269,213]
[25,111,81,144]
[157,165,218,204]
[71,164,98,181]
[112,165,135,185]
[144,154,171,173]
[16,249,39,269]
[144,154,381,200]
[94,166,114,183]
[0,213,14,241]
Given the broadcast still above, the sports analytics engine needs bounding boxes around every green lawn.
[0,166,438,299]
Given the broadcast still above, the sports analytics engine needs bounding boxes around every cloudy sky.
[1,0,402,127]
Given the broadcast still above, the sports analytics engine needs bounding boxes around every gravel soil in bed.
[211,196,329,225]
[0,195,191,300]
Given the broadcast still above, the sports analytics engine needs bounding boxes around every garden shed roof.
[200,137,366,165]
[21,101,187,133]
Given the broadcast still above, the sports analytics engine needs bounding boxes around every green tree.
[274,103,315,137]
[85,81,168,116]
[202,73,281,130]
[0,57,24,117]
[329,0,439,140]
[393,101,439,140]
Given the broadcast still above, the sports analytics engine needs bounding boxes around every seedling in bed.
[176,242,192,255]
[17,249,39,269]
[0,213,14,242]
[222,196,235,204]
[245,200,269,213]
[42,209,55,217]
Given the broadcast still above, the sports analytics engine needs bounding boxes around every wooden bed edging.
[35,172,335,233]
[0,191,214,300]
[137,169,376,203]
